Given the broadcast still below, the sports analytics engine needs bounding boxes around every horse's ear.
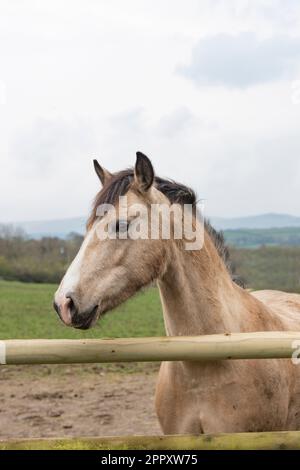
[134,152,154,192]
[93,160,112,186]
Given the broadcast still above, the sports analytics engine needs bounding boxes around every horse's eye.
[115,220,129,233]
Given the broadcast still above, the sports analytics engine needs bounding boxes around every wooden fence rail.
[1,431,300,450]
[2,331,300,450]
[1,331,300,364]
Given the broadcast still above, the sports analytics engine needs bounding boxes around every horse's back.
[251,290,300,330]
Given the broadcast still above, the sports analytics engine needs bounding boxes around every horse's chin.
[74,285,146,329]
[72,302,112,330]
[73,306,100,330]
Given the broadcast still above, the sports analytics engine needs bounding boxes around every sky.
[1,0,300,222]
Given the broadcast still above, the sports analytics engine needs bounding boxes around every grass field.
[0,281,164,340]
[1,244,300,340]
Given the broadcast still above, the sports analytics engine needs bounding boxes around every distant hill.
[17,217,86,239]
[10,212,300,240]
[211,213,300,230]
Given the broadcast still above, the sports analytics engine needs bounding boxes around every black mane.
[88,169,245,288]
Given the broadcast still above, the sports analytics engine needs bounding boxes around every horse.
[54,152,300,434]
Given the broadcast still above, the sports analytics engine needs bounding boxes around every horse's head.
[53,152,197,329]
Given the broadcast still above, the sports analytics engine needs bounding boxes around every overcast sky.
[1,0,300,222]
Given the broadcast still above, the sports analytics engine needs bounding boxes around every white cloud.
[179,33,300,88]
[11,117,96,177]
[157,107,196,138]
[0,0,300,222]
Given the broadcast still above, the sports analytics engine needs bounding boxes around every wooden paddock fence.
[1,331,300,450]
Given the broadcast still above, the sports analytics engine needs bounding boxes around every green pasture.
[1,243,300,340]
[0,281,164,340]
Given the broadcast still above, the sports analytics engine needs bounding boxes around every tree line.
[0,224,83,283]
[0,224,300,292]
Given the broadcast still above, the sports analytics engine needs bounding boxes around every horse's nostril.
[65,293,78,317]
[54,293,79,326]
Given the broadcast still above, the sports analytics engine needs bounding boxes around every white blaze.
[55,225,96,302]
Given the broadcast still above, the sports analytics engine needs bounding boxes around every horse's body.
[155,242,300,433]
[54,153,300,434]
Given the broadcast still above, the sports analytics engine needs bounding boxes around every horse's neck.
[158,234,274,336]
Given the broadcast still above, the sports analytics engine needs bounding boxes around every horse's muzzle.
[53,294,98,330]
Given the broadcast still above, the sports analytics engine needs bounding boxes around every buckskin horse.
[54,152,300,434]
